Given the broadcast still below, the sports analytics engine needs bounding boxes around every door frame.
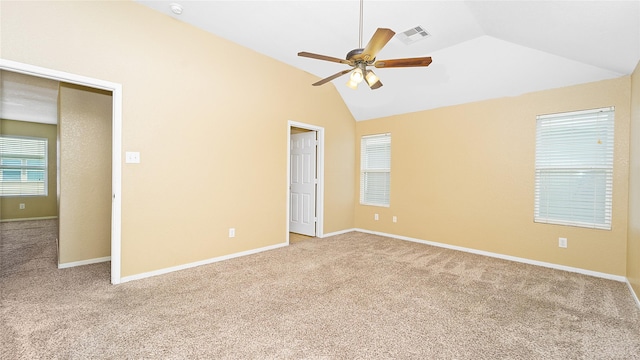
[1,59,123,284]
[287,121,324,243]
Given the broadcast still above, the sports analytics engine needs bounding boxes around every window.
[360,133,391,206]
[0,136,48,197]
[534,107,614,230]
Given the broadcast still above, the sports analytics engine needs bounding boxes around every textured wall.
[58,83,112,264]
[355,77,631,276]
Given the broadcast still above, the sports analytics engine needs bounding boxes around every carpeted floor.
[1,220,639,359]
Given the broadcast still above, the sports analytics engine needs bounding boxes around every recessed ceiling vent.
[396,26,430,45]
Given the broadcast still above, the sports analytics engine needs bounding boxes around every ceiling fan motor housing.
[346,48,365,61]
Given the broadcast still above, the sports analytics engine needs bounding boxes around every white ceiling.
[0,71,59,125]
[137,0,640,121]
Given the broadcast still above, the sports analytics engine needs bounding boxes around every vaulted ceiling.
[5,2,640,123]
[137,2,638,120]
[138,0,640,120]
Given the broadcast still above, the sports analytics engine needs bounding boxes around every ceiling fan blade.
[298,52,353,65]
[374,57,433,68]
[358,28,396,62]
[312,69,353,86]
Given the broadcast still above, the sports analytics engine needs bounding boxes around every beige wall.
[5,0,632,284]
[0,119,57,220]
[0,1,355,277]
[58,83,112,264]
[628,61,640,298]
[356,77,631,276]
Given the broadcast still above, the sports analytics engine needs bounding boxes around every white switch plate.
[125,151,140,164]
[229,228,235,238]
[19,203,25,210]
[374,214,379,221]
[392,216,397,223]
[559,237,567,248]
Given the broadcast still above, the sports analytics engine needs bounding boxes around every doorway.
[290,128,317,236]
[0,74,112,272]
[0,59,123,284]
[287,121,324,243]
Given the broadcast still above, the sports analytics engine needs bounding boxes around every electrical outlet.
[392,216,397,223]
[125,151,141,164]
[229,228,235,238]
[558,237,567,248]
[374,214,379,221]
[19,203,25,210]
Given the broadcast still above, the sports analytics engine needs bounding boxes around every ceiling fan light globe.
[365,70,379,85]
[346,79,359,90]
[350,68,364,84]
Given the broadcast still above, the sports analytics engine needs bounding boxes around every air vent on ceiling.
[396,26,431,45]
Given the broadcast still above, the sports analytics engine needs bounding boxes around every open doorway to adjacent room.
[0,59,123,284]
[287,121,324,244]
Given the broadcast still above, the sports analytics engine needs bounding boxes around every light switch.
[125,151,140,164]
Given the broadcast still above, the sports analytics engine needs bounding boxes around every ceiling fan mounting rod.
[358,0,364,49]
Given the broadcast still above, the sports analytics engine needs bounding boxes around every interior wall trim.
[58,256,111,269]
[120,242,288,284]
[322,228,357,238]
[627,279,640,310]
[0,216,59,223]
[354,228,627,283]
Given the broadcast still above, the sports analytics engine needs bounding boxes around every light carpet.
[1,220,639,359]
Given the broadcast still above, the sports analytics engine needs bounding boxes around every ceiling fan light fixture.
[346,78,359,90]
[350,67,364,84]
[365,70,381,89]
[297,0,432,89]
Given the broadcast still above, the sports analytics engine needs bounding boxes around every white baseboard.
[58,256,111,269]
[120,242,288,283]
[1,216,58,223]
[627,279,640,309]
[355,228,627,283]
[321,228,357,238]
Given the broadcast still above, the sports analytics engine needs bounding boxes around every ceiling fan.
[298,0,432,90]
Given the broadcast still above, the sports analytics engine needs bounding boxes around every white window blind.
[534,107,614,230]
[360,133,391,207]
[0,136,48,197]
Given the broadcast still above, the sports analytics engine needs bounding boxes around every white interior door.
[290,131,317,236]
